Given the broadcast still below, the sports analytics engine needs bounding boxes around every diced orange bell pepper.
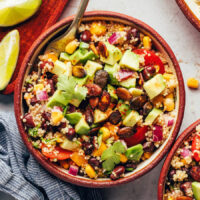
[92,142,107,157]
[104,122,119,140]
[70,152,87,167]
[120,154,128,163]
[60,160,70,169]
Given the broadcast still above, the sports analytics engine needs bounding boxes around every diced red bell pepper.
[124,126,148,147]
[133,49,165,74]
[192,135,200,162]
[41,145,72,160]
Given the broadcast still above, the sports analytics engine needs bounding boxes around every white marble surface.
[1,0,200,199]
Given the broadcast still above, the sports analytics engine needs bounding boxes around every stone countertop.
[1,0,200,199]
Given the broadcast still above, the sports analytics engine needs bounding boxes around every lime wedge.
[0,30,20,91]
[0,0,42,27]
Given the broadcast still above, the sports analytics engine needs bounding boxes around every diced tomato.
[117,69,134,81]
[133,49,165,74]
[124,126,148,147]
[41,145,72,160]
[192,135,200,162]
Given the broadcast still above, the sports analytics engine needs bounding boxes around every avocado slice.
[94,109,108,123]
[120,50,139,71]
[73,76,88,86]
[119,77,136,89]
[143,74,166,99]
[80,51,98,63]
[47,90,68,107]
[84,60,103,78]
[123,110,140,127]
[100,42,122,65]
[51,60,67,76]
[69,49,86,65]
[66,112,82,125]
[59,52,70,62]
[60,138,81,151]
[116,100,130,119]
[192,182,200,200]
[104,63,120,85]
[125,144,144,161]
[129,88,144,97]
[107,84,118,102]
[79,42,89,49]
[145,108,163,125]
[75,117,90,135]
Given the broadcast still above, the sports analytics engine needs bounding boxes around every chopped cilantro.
[28,127,39,138]
[101,141,126,171]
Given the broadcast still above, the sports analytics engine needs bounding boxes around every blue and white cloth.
[0,112,102,200]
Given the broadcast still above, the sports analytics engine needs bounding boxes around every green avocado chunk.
[107,84,118,102]
[119,77,136,89]
[60,138,81,151]
[100,42,122,65]
[80,51,98,64]
[59,52,70,62]
[79,42,89,49]
[66,112,82,125]
[125,144,144,161]
[75,117,90,135]
[145,108,163,125]
[123,110,140,127]
[143,74,166,99]
[51,60,67,76]
[104,63,120,85]
[120,50,139,71]
[94,109,108,123]
[84,60,103,78]
[192,182,200,200]
[47,90,69,108]
[116,100,130,119]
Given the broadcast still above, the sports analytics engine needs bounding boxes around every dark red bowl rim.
[14,11,185,188]
[176,0,200,32]
[158,119,200,199]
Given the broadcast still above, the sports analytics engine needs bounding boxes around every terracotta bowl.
[14,11,185,188]
[158,119,200,199]
[176,0,200,31]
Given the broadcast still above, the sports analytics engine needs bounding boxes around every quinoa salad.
[22,21,178,180]
[164,125,200,200]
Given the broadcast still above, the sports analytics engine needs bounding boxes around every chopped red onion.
[108,32,121,45]
[167,119,174,127]
[53,106,63,112]
[153,125,163,142]
[117,69,134,81]
[68,165,79,176]
[36,90,48,101]
[181,148,192,158]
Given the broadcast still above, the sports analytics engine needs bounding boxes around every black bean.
[142,66,156,81]
[117,127,134,138]
[82,141,94,155]
[130,95,147,110]
[168,169,176,182]
[80,30,92,43]
[88,157,100,167]
[143,102,153,116]
[127,28,140,46]
[30,97,39,106]
[110,166,125,180]
[85,106,94,125]
[23,113,35,128]
[108,110,122,125]
[143,142,155,152]
[42,112,51,122]
[94,70,109,89]
[66,128,76,141]
[190,166,200,181]
[180,182,192,196]
[48,79,55,96]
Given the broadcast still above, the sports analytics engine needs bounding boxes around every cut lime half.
[0,30,20,91]
[0,0,42,27]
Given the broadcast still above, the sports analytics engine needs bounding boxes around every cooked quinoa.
[22,21,178,180]
[164,125,200,200]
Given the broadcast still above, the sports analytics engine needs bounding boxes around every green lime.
[0,30,20,91]
[0,0,42,27]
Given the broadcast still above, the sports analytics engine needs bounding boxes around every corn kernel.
[164,93,175,112]
[142,152,152,160]
[187,78,199,89]
[34,84,44,92]
[60,160,69,169]
[65,39,79,54]
[85,164,96,179]
[90,22,106,36]
[143,36,151,50]
[120,154,128,163]
[92,142,107,157]
[163,73,174,81]
[51,111,63,125]
[99,127,110,141]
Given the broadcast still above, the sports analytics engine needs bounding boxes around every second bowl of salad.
[15,11,185,187]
